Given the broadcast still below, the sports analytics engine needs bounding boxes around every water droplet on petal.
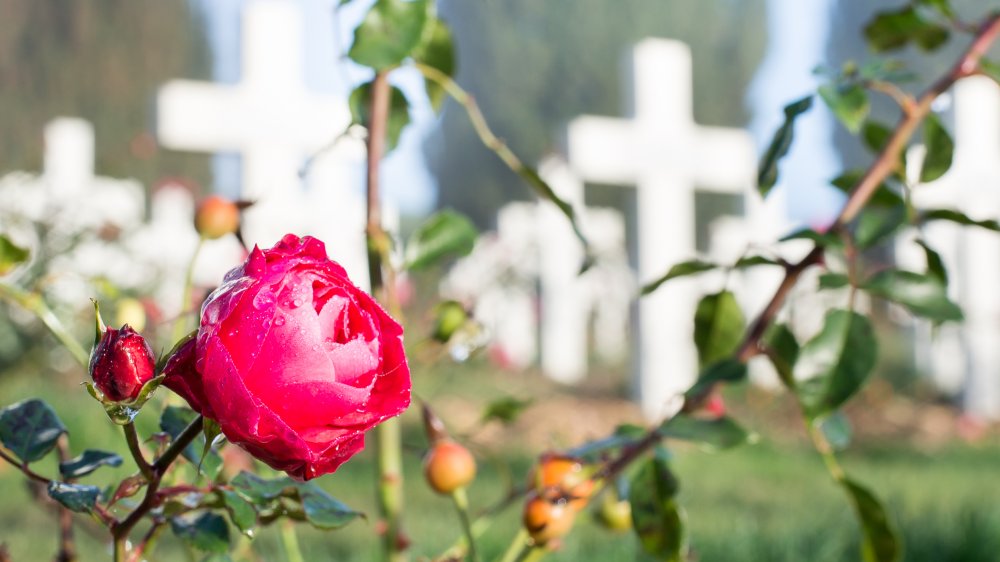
[274,317,286,327]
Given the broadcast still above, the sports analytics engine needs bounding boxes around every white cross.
[566,39,758,419]
[156,0,354,250]
[897,76,1000,420]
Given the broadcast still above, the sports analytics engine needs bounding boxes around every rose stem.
[0,283,89,367]
[173,234,205,345]
[364,69,408,562]
[450,487,480,562]
[279,519,306,562]
[123,422,154,481]
[111,415,204,561]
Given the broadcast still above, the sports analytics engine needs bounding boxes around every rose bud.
[89,325,156,402]
[163,234,411,480]
[194,195,240,239]
[423,440,476,494]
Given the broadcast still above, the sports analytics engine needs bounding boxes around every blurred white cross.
[156,0,356,251]
[567,39,761,419]
[897,76,1000,420]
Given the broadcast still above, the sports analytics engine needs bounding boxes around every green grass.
[1,367,999,561]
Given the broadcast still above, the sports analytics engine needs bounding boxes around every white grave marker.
[157,0,375,284]
[896,76,1000,419]
[566,39,759,419]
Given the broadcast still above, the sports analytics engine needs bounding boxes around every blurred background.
[1,0,999,560]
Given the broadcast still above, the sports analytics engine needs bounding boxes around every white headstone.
[896,76,1000,419]
[156,0,375,285]
[566,39,759,419]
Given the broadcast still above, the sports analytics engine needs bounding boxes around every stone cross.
[156,0,366,273]
[896,76,1000,420]
[566,39,759,419]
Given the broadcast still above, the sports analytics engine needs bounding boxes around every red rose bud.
[195,195,240,240]
[89,325,156,402]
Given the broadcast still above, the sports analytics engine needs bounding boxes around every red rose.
[163,234,410,480]
[89,325,155,402]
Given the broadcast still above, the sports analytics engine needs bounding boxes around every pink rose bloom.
[164,234,410,480]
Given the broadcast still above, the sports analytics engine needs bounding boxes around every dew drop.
[274,317,286,327]
[252,291,275,310]
[290,298,303,309]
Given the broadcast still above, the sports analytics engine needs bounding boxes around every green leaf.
[47,482,100,513]
[629,454,685,561]
[758,95,813,196]
[230,471,294,504]
[864,7,949,53]
[732,255,783,269]
[431,300,468,343]
[171,512,231,554]
[58,449,123,479]
[819,83,869,133]
[0,234,29,275]
[794,310,877,418]
[779,228,843,248]
[219,489,256,536]
[658,414,751,451]
[481,396,532,425]
[981,58,1000,85]
[685,359,748,400]
[861,121,892,154]
[641,260,717,296]
[921,208,1000,232]
[915,239,947,284]
[159,406,222,479]
[348,0,432,70]
[862,269,962,322]
[405,210,478,271]
[763,324,799,389]
[298,483,361,530]
[349,81,411,153]
[920,113,954,183]
[818,272,850,290]
[818,412,852,451]
[830,171,904,208]
[412,17,455,111]
[842,479,902,562]
[855,207,907,249]
[0,399,67,463]
[916,0,955,19]
[693,291,745,368]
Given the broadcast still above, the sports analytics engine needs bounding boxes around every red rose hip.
[89,325,156,401]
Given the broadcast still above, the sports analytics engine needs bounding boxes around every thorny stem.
[112,416,204,561]
[364,69,407,562]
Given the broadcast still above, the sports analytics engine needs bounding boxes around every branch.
[364,70,407,562]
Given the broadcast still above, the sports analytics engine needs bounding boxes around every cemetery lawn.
[1,368,999,561]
